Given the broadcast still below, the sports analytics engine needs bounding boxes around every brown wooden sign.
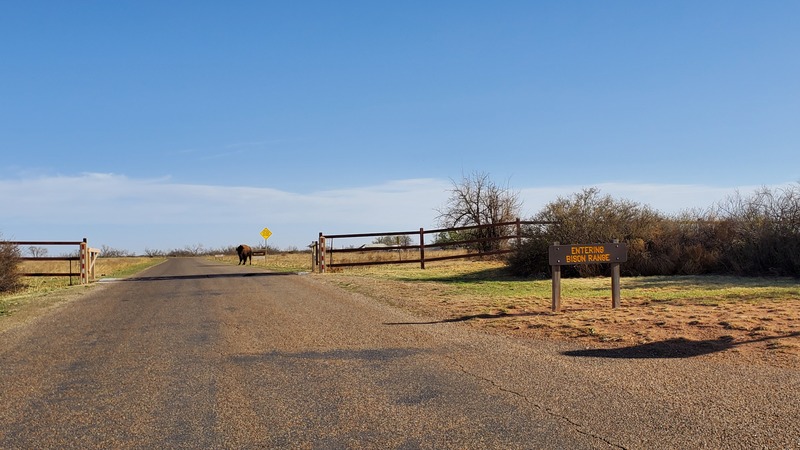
[549,241,628,312]
[549,242,628,266]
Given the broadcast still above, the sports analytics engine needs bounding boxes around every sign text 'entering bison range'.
[549,243,628,266]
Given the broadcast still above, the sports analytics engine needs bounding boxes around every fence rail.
[19,256,80,261]
[7,238,100,284]
[314,219,556,273]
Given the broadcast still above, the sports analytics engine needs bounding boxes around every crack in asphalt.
[444,354,627,450]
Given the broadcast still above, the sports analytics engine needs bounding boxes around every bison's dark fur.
[236,244,252,265]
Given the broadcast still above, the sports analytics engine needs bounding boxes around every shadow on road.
[562,332,799,359]
[125,272,295,282]
[231,348,424,364]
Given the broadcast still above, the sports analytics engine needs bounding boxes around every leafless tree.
[28,246,48,258]
[100,245,133,257]
[713,183,800,275]
[436,171,522,251]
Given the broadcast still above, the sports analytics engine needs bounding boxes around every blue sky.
[2,1,798,254]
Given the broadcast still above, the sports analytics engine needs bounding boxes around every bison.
[236,244,252,265]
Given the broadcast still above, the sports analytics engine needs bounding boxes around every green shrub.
[0,236,22,293]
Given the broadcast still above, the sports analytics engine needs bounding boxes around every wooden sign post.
[548,240,628,312]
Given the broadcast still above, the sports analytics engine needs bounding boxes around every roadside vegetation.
[310,177,800,280]
[509,184,800,278]
[0,235,22,294]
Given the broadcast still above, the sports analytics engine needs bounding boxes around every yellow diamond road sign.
[260,227,272,240]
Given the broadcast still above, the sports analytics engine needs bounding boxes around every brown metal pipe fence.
[315,219,556,272]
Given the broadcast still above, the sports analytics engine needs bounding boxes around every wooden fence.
[314,219,556,273]
[9,238,100,285]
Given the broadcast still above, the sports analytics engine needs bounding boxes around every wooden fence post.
[90,247,96,280]
[419,227,425,269]
[311,241,317,272]
[319,234,326,273]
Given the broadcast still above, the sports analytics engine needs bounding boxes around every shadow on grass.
[563,332,800,359]
[124,272,294,282]
[384,310,552,325]
[395,266,532,284]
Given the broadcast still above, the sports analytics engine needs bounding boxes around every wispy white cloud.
[0,174,450,251]
[0,173,792,253]
[224,139,287,149]
[189,138,309,161]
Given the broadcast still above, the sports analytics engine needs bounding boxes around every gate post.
[319,233,326,273]
[311,241,318,272]
[80,238,88,285]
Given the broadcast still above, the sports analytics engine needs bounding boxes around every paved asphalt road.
[1,258,798,449]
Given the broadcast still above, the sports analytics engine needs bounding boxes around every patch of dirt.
[323,274,800,369]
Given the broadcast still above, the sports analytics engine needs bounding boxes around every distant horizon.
[3,173,795,256]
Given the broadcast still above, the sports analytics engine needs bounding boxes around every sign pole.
[611,239,620,308]
[611,262,621,308]
[552,266,561,312]
[260,227,273,265]
[551,241,561,312]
